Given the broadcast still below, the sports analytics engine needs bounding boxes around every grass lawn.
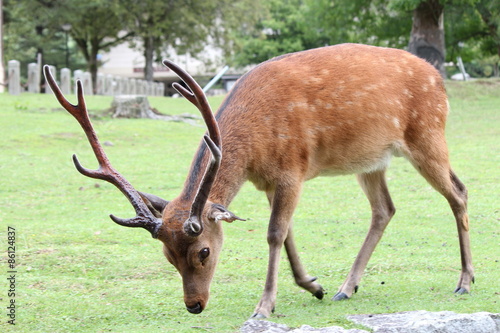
[1,79,499,332]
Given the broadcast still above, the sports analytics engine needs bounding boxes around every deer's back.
[215,44,449,189]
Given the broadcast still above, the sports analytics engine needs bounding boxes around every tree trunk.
[88,38,101,94]
[408,0,446,77]
[144,35,154,82]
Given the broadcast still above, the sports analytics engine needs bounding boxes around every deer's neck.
[180,138,247,208]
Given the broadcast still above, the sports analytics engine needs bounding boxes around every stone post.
[157,83,165,96]
[129,79,137,95]
[8,60,21,95]
[60,68,71,95]
[122,78,130,95]
[136,80,143,95]
[82,72,93,95]
[105,75,114,96]
[96,73,105,95]
[27,63,40,93]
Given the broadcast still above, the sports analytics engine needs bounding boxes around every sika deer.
[45,43,473,318]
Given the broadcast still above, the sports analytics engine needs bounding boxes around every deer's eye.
[198,248,210,262]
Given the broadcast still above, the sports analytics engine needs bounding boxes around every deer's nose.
[186,302,203,314]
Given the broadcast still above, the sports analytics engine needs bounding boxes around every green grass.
[1,80,499,332]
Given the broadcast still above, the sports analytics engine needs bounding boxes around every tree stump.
[111,95,153,118]
[110,95,200,125]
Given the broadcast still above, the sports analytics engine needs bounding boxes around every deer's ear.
[139,192,169,218]
[207,203,246,223]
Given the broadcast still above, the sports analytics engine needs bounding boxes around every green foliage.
[232,0,413,66]
[2,0,86,74]
[231,0,307,65]
[446,0,500,76]
[231,0,499,75]
[3,0,498,78]
[119,0,263,80]
[0,80,499,331]
[2,0,262,82]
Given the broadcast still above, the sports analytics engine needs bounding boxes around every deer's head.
[44,61,242,314]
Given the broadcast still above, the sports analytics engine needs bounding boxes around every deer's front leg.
[252,184,302,318]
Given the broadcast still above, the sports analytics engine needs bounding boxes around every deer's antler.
[162,60,221,236]
[43,65,162,238]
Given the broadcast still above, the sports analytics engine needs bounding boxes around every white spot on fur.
[403,89,414,98]
[437,103,443,111]
[393,117,400,128]
[353,91,366,99]
[364,84,380,91]
[396,99,403,109]
[429,76,436,86]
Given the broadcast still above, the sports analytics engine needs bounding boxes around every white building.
[99,40,242,95]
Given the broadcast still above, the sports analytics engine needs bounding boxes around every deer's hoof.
[313,288,324,300]
[332,292,349,301]
[454,287,469,295]
[251,312,268,319]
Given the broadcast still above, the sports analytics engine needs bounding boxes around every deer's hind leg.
[334,169,396,300]
[405,135,474,294]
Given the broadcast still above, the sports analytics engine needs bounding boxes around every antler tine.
[162,60,224,236]
[43,65,162,238]
[162,60,221,148]
[184,135,222,235]
[44,65,86,119]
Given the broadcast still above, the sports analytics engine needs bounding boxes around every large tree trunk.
[408,0,446,77]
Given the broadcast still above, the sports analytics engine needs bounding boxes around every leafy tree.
[120,0,263,82]
[231,0,307,65]
[3,1,68,76]
[232,0,412,67]
[232,0,498,77]
[56,0,134,90]
[2,0,133,89]
[446,0,499,76]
